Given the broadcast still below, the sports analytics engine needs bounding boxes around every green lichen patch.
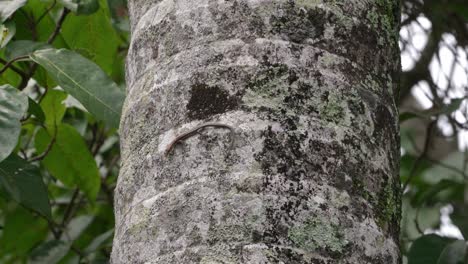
[375,173,401,238]
[243,62,321,118]
[186,83,238,120]
[288,217,349,255]
[318,91,346,125]
[296,0,322,8]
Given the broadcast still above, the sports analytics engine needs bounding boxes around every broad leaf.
[0,0,27,22]
[399,112,424,123]
[60,0,120,75]
[0,205,48,257]
[443,98,466,115]
[4,40,51,60]
[29,240,71,264]
[31,49,124,128]
[61,215,94,241]
[437,240,467,264]
[410,179,464,207]
[408,234,456,264]
[40,89,67,130]
[84,229,113,254]
[0,84,28,162]
[0,20,15,48]
[0,155,51,218]
[35,124,100,200]
[27,97,46,123]
[0,59,21,86]
[60,0,100,15]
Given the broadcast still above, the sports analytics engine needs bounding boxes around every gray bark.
[112,0,401,263]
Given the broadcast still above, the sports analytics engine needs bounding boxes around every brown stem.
[28,137,56,162]
[47,8,70,44]
[0,58,28,78]
[402,121,436,191]
[0,55,30,75]
[36,0,56,25]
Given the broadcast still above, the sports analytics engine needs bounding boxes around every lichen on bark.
[113,0,401,263]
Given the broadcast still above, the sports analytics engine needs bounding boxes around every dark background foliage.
[0,0,466,263]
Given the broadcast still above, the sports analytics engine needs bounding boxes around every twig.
[0,58,27,78]
[414,207,424,235]
[60,188,80,229]
[403,121,436,191]
[36,0,56,25]
[0,55,30,75]
[28,137,56,162]
[47,8,70,44]
[92,126,106,156]
[28,127,57,162]
[48,220,61,239]
[13,7,70,90]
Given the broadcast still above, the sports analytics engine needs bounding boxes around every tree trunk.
[112,0,401,263]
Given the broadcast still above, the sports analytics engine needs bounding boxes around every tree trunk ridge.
[112,0,401,263]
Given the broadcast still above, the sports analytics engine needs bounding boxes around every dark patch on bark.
[270,1,327,43]
[186,83,238,120]
[208,0,266,42]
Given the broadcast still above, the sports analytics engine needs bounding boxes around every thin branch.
[28,138,56,162]
[48,220,61,240]
[424,156,468,180]
[0,55,30,75]
[47,8,70,44]
[0,58,28,78]
[60,188,80,230]
[28,128,57,162]
[13,8,70,90]
[403,121,436,191]
[414,207,424,235]
[36,0,56,25]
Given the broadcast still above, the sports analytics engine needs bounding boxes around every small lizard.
[165,122,235,156]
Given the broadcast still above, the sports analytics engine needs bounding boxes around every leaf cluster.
[0,0,128,263]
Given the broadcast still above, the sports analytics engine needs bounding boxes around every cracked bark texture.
[112,0,401,263]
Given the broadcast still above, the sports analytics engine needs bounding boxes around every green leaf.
[61,215,94,241]
[60,0,100,15]
[442,98,466,115]
[4,40,52,60]
[410,179,463,207]
[408,234,456,264]
[437,240,467,264]
[0,84,28,163]
[35,124,100,200]
[29,240,71,264]
[0,205,48,257]
[0,59,21,86]
[0,0,27,22]
[27,97,46,123]
[84,229,113,254]
[31,49,124,128]
[399,112,424,123]
[0,20,15,48]
[0,155,51,219]
[40,89,67,129]
[12,0,68,45]
[401,197,441,240]
[400,98,466,123]
[60,0,120,75]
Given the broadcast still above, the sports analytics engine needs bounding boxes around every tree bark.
[112,0,401,263]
